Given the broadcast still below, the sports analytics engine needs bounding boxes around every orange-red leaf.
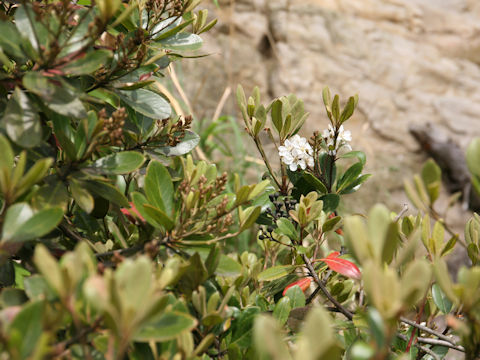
[121,202,146,223]
[319,252,361,280]
[282,277,312,296]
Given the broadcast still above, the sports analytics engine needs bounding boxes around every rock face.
[181,0,480,221]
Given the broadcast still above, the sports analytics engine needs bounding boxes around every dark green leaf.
[157,32,203,50]
[118,89,171,120]
[8,301,43,359]
[23,72,86,118]
[2,87,42,148]
[1,203,63,243]
[61,50,112,75]
[337,162,363,192]
[320,193,340,213]
[87,151,145,175]
[153,130,200,156]
[143,204,174,231]
[134,311,197,341]
[144,161,174,215]
[431,284,453,314]
[258,265,295,282]
[84,180,129,207]
[285,286,305,308]
[273,297,291,325]
[303,172,328,194]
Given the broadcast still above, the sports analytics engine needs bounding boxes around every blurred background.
[172,0,480,227]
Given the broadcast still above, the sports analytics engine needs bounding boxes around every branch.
[302,254,353,320]
[399,316,459,347]
[396,334,440,360]
[394,204,408,222]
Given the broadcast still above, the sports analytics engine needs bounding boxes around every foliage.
[0,1,480,360]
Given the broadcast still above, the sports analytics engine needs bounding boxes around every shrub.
[0,1,479,359]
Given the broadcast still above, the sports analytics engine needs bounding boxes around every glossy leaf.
[61,50,112,75]
[158,32,203,50]
[2,87,42,148]
[1,203,63,243]
[273,297,292,325]
[153,130,200,156]
[431,283,453,314]
[319,252,361,280]
[282,278,311,296]
[23,72,86,118]
[143,204,174,231]
[87,151,145,175]
[118,89,171,120]
[258,265,296,282]
[134,311,197,341]
[144,161,174,215]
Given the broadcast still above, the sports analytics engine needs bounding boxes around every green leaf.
[467,138,480,178]
[0,22,26,61]
[15,158,53,199]
[366,308,386,348]
[84,180,129,207]
[157,32,203,50]
[217,255,242,277]
[2,87,42,148]
[134,311,197,342]
[421,159,441,203]
[153,18,195,40]
[33,245,64,297]
[153,130,200,156]
[143,204,175,231]
[61,50,112,75]
[240,206,261,231]
[340,150,366,165]
[295,306,341,360]
[322,87,331,109]
[322,216,341,233]
[231,307,260,348]
[87,151,145,175]
[0,134,14,171]
[303,172,327,194]
[254,315,292,360]
[118,89,171,119]
[70,179,94,213]
[273,297,291,326]
[144,161,174,215]
[32,181,69,211]
[285,286,306,308]
[320,193,340,213]
[271,99,283,134]
[8,301,44,359]
[337,162,363,192]
[23,72,86,118]
[276,218,298,242]
[3,206,63,243]
[258,265,296,282]
[340,96,356,124]
[331,95,340,121]
[431,283,453,314]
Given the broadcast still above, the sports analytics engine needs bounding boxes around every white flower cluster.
[322,125,352,155]
[278,135,314,171]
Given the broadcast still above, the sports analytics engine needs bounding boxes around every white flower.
[322,125,352,155]
[278,134,314,171]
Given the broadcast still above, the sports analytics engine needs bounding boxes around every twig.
[416,336,465,352]
[306,269,332,305]
[396,334,440,360]
[394,204,408,222]
[302,254,353,320]
[95,244,144,259]
[399,316,459,346]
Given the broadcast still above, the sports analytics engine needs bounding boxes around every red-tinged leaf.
[327,251,340,258]
[121,202,146,223]
[320,252,361,280]
[282,277,312,296]
[335,228,343,235]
